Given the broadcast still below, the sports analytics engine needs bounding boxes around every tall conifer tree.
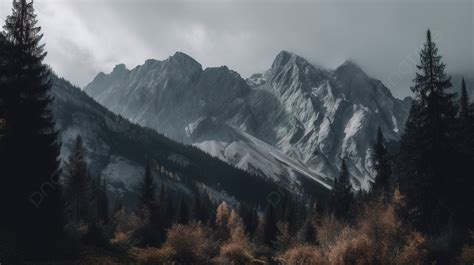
[99,178,109,224]
[459,78,470,121]
[262,203,278,246]
[331,158,354,220]
[63,135,89,224]
[0,0,63,259]
[371,127,392,195]
[136,163,157,218]
[399,29,457,233]
[456,78,474,227]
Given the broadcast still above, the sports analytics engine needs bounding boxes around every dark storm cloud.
[1,0,472,97]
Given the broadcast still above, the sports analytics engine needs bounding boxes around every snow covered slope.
[85,51,411,191]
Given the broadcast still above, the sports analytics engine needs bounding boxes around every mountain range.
[83,51,412,193]
[52,74,315,207]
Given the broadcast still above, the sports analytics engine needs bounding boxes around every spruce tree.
[459,78,470,122]
[0,118,5,140]
[398,29,457,233]
[163,191,175,228]
[63,135,89,224]
[89,174,109,225]
[132,164,161,246]
[192,191,213,224]
[192,191,204,222]
[456,78,474,227]
[112,198,124,215]
[331,158,354,220]
[177,199,189,224]
[99,178,109,224]
[136,163,157,218]
[200,191,214,225]
[296,218,315,244]
[457,78,473,160]
[239,203,259,236]
[262,203,278,246]
[371,127,392,195]
[0,0,63,259]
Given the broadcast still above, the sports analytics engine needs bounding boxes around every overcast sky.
[0,0,472,98]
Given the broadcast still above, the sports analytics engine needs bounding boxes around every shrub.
[278,245,325,265]
[275,221,293,250]
[315,215,345,249]
[79,255,122,265]
[218,241,256,264]
[324,227,373,265]
[156,222,216,264]
[459,244,474,265]
[457,231,474,265]
[217,210,258,264]
[310,191,427,265]
[111,231,129,245]
[396,231,426,265]
[83,223,109,247]
[130,247,162,265]
[216,201,230,227]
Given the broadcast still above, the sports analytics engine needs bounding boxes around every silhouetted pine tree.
[0,118,5,140]
[459,78,470,122]
[63,136,89,224]
[177,199,189,224]
[283,199,298,235]
[112,198,124,215]
[371,127,392,195]
[157,183,166,211]
[331,158,354,220]
[131,164,162,246]
[262,203,278,246]
[111,197,124,234]
[202,191,215,225]
[458,78,474,161]
[0,0,63,259]
[296,217,315,244]
[97,177,109,224]
[398,29,457,233]
[239,202,259,236]
[192,191,204,222]
[83,174,108,246]
[136,163,157,218]
[163,191,175,228]
[456,78,474,228]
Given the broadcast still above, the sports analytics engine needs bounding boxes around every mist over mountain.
[85,51,411,191]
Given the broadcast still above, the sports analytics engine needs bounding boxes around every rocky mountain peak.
[113,63,127,72]
[335,60,367,78]
[269,51,329,95]
[271,50,313,72]
[168,51,202,70]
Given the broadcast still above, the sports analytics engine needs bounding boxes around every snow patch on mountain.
[185,117,205,137]
[391,113,399,133]
[194,128,332,192]
[344,106,368,143]
[194,140,227,161]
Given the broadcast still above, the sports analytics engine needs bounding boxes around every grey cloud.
[0,0,472,98]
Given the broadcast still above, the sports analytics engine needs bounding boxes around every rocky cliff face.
[258,51,410,189]
[85,51,411,191]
